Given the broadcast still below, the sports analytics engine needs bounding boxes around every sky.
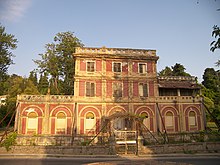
[0,0,220,82]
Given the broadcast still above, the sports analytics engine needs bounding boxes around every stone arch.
[184,106,202,131]
[79,106,101,118]
[134,106,155,131]
[50,105,73,135]
[107,106,126,116]
[161,106,178,116]
[161,106,179,132]
[50,105,72,117]
[21,105,44,117]
[185,105,201,115]
[78,106,101,134]
[20,106,44,135]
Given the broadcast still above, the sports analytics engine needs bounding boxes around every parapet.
[74,47,158,59]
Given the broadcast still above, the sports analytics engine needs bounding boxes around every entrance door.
[114,130,137,155]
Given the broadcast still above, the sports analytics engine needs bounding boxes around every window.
[27,112,38,132]
[86,82,95,97]
[139,63,147,73]
[189,111,196,126]
[141,112,150,129]
[56,112,66,134]
[87,61,95,72]
[139,83,148,97]
[113,83,122,97]
[165,112,173,127]
[85,112,95,130]
[113,62,121,72]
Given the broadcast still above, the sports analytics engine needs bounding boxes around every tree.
[158,66,172,76]
[158,63,191,77]
[202,68,220,127]
[5,74,39,97]
[28,71,38,87]
[0,25,18,82]
[202,68,220,91]
[35,31,84,94]
[210,25,220,66]
[0,74,9,95]
[38,73,49,95]
[0,74,39,127]
[172,63,191,76]
[0,25,18,96]
[210,25,220,53]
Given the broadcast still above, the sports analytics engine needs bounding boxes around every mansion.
[15,47,205,143]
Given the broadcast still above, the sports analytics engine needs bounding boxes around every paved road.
[0,156,220,165]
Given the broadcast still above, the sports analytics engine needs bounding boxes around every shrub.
[0,132,17,151]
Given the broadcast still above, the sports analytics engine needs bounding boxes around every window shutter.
[139,84,143,97]
[139,64,143,73]
[165,112,173,127]
[91,83,95,97]
[189,111,196,126]
[143,84,148,97]
[91,62,94,72]
[86,82,90,96]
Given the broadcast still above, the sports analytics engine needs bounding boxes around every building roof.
[158,76,200,89]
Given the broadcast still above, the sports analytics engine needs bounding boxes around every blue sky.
[0,0,220,82]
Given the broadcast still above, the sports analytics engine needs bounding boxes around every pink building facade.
[15,47,205,138]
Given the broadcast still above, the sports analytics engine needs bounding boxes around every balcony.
[155,96,202,103]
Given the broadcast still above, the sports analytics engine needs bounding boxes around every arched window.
[189,111,196,126]
[85,112,95,130]
[56,112,66,134]
[141,112,150,129]
[27,112,38,133]
[165,111,174,127]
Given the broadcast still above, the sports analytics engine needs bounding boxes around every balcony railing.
[17,95,202,103]
[158,76,197,82]
[75,47,156,57]
[17,95,75,102]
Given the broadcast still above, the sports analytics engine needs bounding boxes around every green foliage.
[210,25,220,67]
[0,74,9,95]
[172,63,191,76]
[0,25,18,82]
[35,31,84,95]
[158,66,173,76]
[210,25,220,53]
[0,75,39,128]
[158,63,191,76]
[0,132,17,151]
[81,140,90,146]
[5,75,39,97]
[202,68,219,91]
[38,73,49,95]
[202,68,220,126]
[28,71,38,87]
[0,105,9,127]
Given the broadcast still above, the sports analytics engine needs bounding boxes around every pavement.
[0,152,220,159]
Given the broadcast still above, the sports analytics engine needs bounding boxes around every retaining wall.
[138,142,220,154]
[0,142,220,155]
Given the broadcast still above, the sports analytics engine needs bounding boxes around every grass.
[207,122,218,131]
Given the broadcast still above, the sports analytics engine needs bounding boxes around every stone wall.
[0,142,219,156]
[0,145,114,155]
[138,142,220,154]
